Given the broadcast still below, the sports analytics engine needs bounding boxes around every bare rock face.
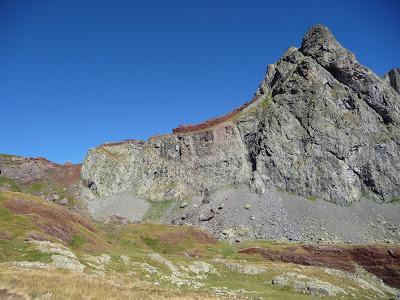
[384,68,400,94]
[81,126,252,200]
[81,25,400,205]
[251,25,400,204]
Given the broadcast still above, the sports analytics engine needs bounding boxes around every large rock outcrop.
[82,25,400,205]
[384,68,400,94]
[0,155,80,186]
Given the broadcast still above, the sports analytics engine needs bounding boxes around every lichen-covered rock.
[120,255,130,264]
[84,254,111,270]
[272,272,346,296]
[188,261,217,274]
[212,258,269,275]
[51,255,85,272]
[81,25,400,205]
[29,240,86,273]
[31,240,77,259]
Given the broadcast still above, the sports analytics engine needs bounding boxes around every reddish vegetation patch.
[189,228,217,244]
[155,231,188,245]
[240,245,355,272]
[46,163,81,186]
[4,197,95,243]
[350,246,400,289]
[21,157,81,186]
[155,228,217,246]
[172,95,259,134]
[239,245,400,288]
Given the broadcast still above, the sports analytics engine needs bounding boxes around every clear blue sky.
[1,0,399,163]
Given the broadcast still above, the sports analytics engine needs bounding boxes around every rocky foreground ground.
[0,189,399,299]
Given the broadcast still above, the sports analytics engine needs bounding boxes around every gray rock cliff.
[81,25,400,205]
[383,67,400,94]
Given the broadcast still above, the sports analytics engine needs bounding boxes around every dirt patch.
[188,228,217,244]
[156,231,188,245]
[0,231,10,240]
[239,244,400,288]
[184,249,204,258]
[5,197,96,243]
[0,288,24,300]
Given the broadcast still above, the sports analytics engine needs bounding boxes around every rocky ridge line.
[81,25,400,205]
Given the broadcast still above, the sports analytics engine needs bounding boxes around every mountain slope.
[0,190,399,299]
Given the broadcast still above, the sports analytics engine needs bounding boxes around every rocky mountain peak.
[81,24,400,207]
[300,24,354,65]
[300,25,400,126]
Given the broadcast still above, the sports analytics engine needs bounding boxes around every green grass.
[24,182,46,193]
[142,236,181,254]
[389,197,400,204]
[143,199,176,222]
[0,177,21,192]
[0,176,78,210]
[69,234,87,248]
[0,239,52,263]
[306,195,318,202]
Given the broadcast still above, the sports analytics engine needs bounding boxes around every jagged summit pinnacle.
[301,24,336,47]
[300,24,356,66]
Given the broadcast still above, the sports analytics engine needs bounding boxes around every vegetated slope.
[81,24,400,206]
[0,154,81,208]
[0,190,399,299]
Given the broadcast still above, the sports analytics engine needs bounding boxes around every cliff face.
[384,67,400,94]
[82,25,400,205]
[82,120,255,201]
